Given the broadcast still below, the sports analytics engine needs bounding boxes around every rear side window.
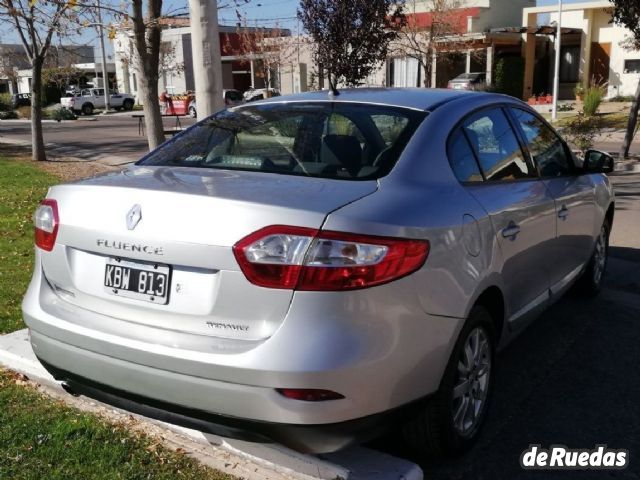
[138,103,426,181]
[448,129,483,182]
[463,108,534,181]
[510,108,573,177]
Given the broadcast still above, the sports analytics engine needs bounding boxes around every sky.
[230,0,591,30]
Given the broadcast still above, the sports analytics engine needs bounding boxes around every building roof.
[523,0,611,14]
[254,88,484,112]
[492,26,584,35]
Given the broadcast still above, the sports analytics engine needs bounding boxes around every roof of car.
[252,88,483,112]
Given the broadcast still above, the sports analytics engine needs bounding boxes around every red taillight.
[34,199,59,251]
[276,388,345,402]
[447,81,452,89]
[233,226,429,291]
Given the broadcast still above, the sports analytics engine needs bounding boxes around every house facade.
[522,1,640,100]
[0,44,97,95]
[387,0,535,88]
[113,22,293,101]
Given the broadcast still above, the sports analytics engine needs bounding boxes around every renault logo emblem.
[126,204,142,230]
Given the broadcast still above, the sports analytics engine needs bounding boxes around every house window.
[559,46,580,83]
[624,59,640,74]
[391,57,421,88]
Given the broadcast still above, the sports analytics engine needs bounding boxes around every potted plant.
[527,95,537,105]
[574,83,585,101]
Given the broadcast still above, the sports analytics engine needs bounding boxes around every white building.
[523,1,640,99]
[112,22,308,101]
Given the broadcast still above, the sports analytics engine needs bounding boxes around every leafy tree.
[610,0,640,158]
[0,0,81,160]
[235,20,296,91]
[298,0,405,92]
[113,0,249,150]
[394,0,466,88]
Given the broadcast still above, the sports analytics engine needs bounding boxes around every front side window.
[462,108,534,181]
[510,108,573,177]
[138,103,426,180]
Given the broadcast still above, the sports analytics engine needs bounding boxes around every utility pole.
[551,0,563,122]
[96,0,110,114]
[188,0,224,118]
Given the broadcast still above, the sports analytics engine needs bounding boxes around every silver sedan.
[24,88,614,456]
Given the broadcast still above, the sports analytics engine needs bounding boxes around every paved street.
[374,173,640,479]
[0,114,197,164]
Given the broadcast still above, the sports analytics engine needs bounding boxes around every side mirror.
[583,149,614,174]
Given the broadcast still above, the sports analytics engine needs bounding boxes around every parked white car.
[61,89,135,115]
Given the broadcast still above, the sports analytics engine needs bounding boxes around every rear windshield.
[138,102,426,180]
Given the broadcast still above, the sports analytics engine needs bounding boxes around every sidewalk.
[0,329,423,480]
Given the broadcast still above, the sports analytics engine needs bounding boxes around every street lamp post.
[551,0,563,122]
[95,0,110,114]
[188,0,224,118]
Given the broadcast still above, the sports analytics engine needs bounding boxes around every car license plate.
[104,258,171,304]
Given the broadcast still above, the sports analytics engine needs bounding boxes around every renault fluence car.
[23,88,614,457]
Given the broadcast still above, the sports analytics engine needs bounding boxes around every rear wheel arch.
[473,286,505,344]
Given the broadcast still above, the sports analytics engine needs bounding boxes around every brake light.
[233,226,429,291]
[34,199,59,251]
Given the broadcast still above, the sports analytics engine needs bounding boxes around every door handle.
[501,222,521,240]
[558,205,569,220]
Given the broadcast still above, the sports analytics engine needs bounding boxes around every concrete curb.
[0,329,423,480]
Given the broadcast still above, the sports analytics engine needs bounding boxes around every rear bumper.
[38,356,417,453]
[23,262,463,451]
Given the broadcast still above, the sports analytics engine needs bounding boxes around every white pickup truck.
[61,88,135,115]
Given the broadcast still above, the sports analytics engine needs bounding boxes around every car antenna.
[327,77,340,97]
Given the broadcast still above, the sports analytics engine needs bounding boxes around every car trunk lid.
[39,166,377,342]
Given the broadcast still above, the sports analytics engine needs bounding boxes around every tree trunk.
[620,78,640,159]
[139,73,165,150]
[422,59,430,88]
[30,59,46,161]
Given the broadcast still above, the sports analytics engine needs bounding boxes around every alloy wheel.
[592,226,607,286]
[452,327,491,438]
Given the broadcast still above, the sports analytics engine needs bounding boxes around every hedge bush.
[493,57,525,99]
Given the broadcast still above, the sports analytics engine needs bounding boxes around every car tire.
[82,103,93,116]
[123,99,134,111]
[579,219,610,296]
[402,305,495,458]
[189,106,197,118]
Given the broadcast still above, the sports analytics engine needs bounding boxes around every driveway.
[374,172,640,479]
